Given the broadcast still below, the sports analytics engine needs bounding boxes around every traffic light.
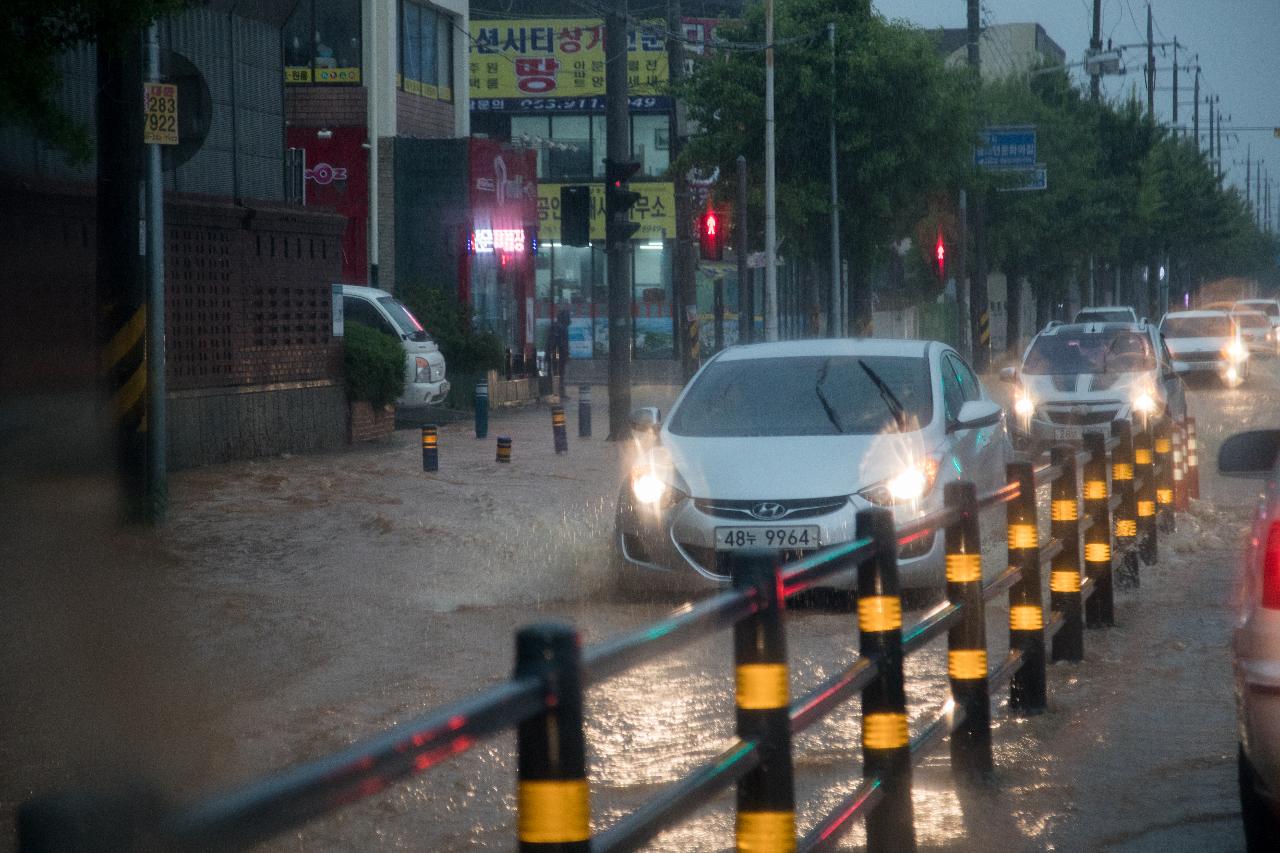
[934,231,946,282]
[604,158,641,251]
[560,185,591,247]
[698,207,723,261]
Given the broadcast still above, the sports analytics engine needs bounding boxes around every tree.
[1,1,188,163]
[677,0,976,331]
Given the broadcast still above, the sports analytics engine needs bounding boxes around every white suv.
[340,285,449,407]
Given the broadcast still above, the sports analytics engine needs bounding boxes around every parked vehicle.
[1073,305,1139,325]
[1218,430,1280,849]
[1233,309,1275,356]
[1002,321,1188,455]
[1237,299,1280,354]
[340,285,449,406]
[1159,309,1249,386]
[612,339,1011,595]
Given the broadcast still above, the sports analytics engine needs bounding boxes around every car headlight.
[415,356,430,382]
[1014,394,1035,418]
[629,465,687,510]
[1224,340,1249,362]
[859,457,940,506]
[1130,390,1156,415]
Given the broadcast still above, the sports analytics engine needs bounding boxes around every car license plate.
[715,526,820,551]
[1054,427,1083,441]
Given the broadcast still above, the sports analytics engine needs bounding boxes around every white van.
[340,285,449,406]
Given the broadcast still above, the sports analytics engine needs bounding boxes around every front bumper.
[615,494,945,592]
[402,378,451,406]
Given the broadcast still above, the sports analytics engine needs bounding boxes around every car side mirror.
[629,407,662,434]
[1219,429,1280,478]
[999,366,1018,384]
[950,399,1002,433]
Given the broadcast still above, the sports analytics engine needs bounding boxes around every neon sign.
[472,228,527,254]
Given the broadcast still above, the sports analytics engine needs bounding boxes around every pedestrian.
[548,307,571,399]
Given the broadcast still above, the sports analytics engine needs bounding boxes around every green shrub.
[400,286,506,377]
[343,322,405,408]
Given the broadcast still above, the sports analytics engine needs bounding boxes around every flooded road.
[1,368,1271,851]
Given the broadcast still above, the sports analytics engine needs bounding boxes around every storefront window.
[632,114,670,177]
[400,1,455,99]
[548,115,590,180]
[634,241,673,358]
[284,0,363,84]
[511,116,549,176]
[591,116,607,178]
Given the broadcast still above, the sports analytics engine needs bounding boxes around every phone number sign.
[143,82,179,145]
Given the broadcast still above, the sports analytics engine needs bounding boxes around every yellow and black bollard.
[1049,446,1085,662]
[1154,420,1175,533]
[1006,461,1046,714]
[1173,420,1189,512]
[514,623,590,852]
[1082,432,1115,627]
[730,551,796,853]
[497,436,513,464]
[856,508,915,852]
[552,406,569,455]
[1110,420,1139,587]
[1186,416,1200,499]
[1134,421,1158,565]
[421,425,439,472]
[944,481,993,781]
[577,385,592,439]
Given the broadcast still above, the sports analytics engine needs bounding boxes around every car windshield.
[1238,301,1280,317]
[1162,315,1232,337]
[378,297,430,340]
[668,355,933,436]
[1075,310,1131,323]
[1023,331,1154,375]
[1234,313,1269,329]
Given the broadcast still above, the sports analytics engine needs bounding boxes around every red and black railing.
[18,418,1195,853]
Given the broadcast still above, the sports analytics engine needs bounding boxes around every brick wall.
[348,400,396,442]
[396,91,455,139]
[286,86,368,129]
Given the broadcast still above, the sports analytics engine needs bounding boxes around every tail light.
[1263,521,1280,609]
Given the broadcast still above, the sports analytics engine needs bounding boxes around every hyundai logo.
[750,502,788,520]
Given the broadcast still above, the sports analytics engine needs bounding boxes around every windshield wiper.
[858,359,907,432]
[814,358,844,434]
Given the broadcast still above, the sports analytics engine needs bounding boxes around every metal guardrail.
[17,417,1199,853]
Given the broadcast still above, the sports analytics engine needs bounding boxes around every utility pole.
[763,0,778,341]
[1171,40,1179,128]
[1089,0,1102,101]
[1216,98,1223,180]
[1193,62,1200,149]
[957,188,970,359]
[667,0,697,382]
[967,0,989,371]
[604,1,632,439]
[736,155,751,344]
[827,21,841,338]
[1258,163,1264,228]
[145,23,167,523]
[1248,146,1252,206]
[1208,96,1215,164]
[1146,4,1155,117]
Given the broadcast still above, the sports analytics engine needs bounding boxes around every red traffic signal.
[699,208,724,261]
[934,232,946,280]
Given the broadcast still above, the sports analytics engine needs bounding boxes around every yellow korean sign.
[470,19,668,100]
[143,82,178,145]
[537,182,674,242]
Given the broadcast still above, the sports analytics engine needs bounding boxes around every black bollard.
[552,407,568,455]
[475,378,490,439]
[421,425,438,472]
[577,385,592,438]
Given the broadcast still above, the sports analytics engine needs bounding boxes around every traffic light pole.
[827,21,841,338]
[763,0,778,342]
[605,1,633,440]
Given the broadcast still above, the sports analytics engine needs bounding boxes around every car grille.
[694,497,848,521]
[1173,350,1221,362]
[680,544,820,579]
[1044,407,1122,426]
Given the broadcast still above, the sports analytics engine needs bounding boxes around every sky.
[872,0,1280,225]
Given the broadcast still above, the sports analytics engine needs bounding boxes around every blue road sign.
[976,126,1037,170]
[996,165,1048,192]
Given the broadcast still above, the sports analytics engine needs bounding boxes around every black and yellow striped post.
[1110,419,1140,588]
[1134,421,1158,565]
[552,406,569,455]
[1005,461,1046,714]
[421,425,439,472]
[1172,419,1189,512]
[856,508,915,852]
[514,623,590,852]
[1186,416,1200,499]
[730,551,795,853]
[1049,445,1085,662]
[1082,432,1115,628]
[1154,420,1175,533]
[943,481,992,782]
[497,436,513,463]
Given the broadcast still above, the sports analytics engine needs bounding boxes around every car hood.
[1021,370,1147,402]
[658,430,934,500]
[1164,336,1228,356]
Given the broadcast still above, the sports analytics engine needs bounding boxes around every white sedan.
[613,339,1011,595]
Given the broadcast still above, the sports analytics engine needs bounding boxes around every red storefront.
[285,126,370,283]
